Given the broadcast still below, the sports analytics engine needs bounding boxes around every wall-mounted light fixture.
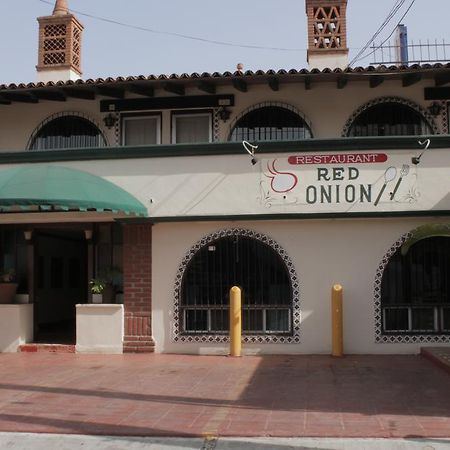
[103,113,118,129]
[218,106,231,122]
[23,230,33,241]
[412,138,431,165]
[84,229,93,240]
[428,101,443,116]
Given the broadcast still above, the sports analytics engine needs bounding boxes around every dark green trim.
[424,87,450,100]
[100,94,234,113]
[1,135,450,165]
[115,209,450,225]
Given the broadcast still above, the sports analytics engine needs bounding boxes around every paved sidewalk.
[0,433,450,449]
[0,354,449,438]
[422,347,450,375]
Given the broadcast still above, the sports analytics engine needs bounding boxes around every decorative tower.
[36,0,84,82]
[305,0,349,70]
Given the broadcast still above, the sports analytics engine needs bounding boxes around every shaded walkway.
[0,354,449,437]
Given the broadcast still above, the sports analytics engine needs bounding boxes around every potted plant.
[0,269,18,304]
[89,267,122,304]
[89,277,107,304]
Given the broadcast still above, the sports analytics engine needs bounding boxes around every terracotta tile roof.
[0,63,449,92]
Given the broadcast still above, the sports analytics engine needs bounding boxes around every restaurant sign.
[259,152,422,211]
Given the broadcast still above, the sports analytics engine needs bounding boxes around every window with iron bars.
[381,236,450,334]
[29,115,106,151]
[180,235,293,335]
[347,102,433,137]
[229,106,312,142]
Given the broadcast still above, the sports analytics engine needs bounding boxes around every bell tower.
[305,0,349,69]
[36,0,84,82]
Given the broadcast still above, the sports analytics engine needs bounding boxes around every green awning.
[0,165,147,216]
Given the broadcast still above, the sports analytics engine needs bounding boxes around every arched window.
[229,106,312,142]
[180,234,293,335]
[381,236,450,335]
[29,114,106,150]
[346,101,434,137]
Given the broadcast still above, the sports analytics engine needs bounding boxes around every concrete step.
[18,343,76,353]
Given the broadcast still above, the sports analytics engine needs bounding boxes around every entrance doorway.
[34,229,87,344]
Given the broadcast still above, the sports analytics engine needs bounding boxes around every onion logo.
[266,160,298,193]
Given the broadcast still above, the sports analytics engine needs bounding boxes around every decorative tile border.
[374,229,450,344]
[342,96,440,137]
[442,101,449,135]
[172,228,301,344]
[213,108,220,142]
[113,112,120,146]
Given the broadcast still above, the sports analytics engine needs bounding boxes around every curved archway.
[173,228,301,344]
[374,227,450,344]
[343,97,438,137]
[28,112,107,150]
[228,102,313,142]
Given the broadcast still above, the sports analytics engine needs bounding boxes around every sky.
[0,0,448,84]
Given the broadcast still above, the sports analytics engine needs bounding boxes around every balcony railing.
[370,40,450,65]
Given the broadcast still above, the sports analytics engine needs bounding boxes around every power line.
[37,0,308,52]
[349,0,407,65]
[352,0,417,65]
[37,0,367,54]
[348,0,408,67]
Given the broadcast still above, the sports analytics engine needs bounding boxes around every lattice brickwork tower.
[36,0,84,82]
[305,0,349,69]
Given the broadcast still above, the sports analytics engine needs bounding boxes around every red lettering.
[288,153,388,165]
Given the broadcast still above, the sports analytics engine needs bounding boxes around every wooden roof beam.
[163,83,185,96]
[96,86,126,99]
[232,78,247,93]
[435,72,450,87]
[268,77,279,91]
[0,92,38,103]
[369,76,385,88]
[128,84,154,97]
[197,81,216,94]
[32,90,67,102]
[304,77,311,90]
[62,88,96,100]
[402,73,422,87]
[337,77,348,89]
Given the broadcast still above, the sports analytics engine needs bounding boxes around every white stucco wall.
[36,69,80,84]
[0,304,33,352]
[2,143,449,224]
[0,100,115,151]
[152,217,450,355]
[308,52,349,71]
[0,77,443,151]
[75,304,124,354]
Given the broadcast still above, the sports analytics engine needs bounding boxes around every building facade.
[0,0,449,354]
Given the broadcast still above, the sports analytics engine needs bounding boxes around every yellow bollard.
[229,286,242,357]
[331,284,344,357]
